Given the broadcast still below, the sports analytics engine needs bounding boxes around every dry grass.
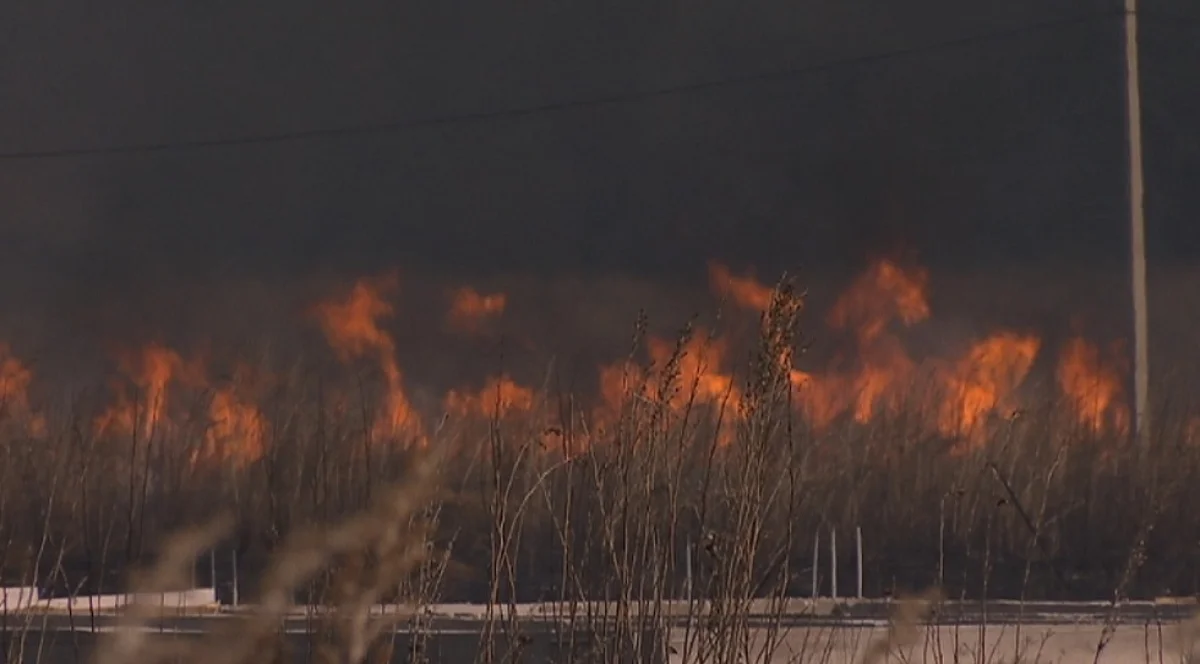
[89,450,440,664]
[4,276,1200,663]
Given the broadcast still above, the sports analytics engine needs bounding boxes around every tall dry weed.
[91,449,441,664]
[859,588,944,664]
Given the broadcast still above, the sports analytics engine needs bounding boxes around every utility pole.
[1124,0,1149,446]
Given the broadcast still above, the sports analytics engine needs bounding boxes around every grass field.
[4,262,1200,662]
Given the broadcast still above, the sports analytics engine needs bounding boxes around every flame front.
[709,262,775,313]
[444,375,534,418]
[193,387,265,468]
[23,260,1140,460]
[447,287,507,333]
[1056,337,1130,436]
[647,332,740,412]
[313,275,423,445]
[804,259,930,425]
[827,260,931,343]
[937,333,1040,443]
[94,343,203,440]
[90,343,267,468]
[709,259,1063,445]
[0,343,44,436]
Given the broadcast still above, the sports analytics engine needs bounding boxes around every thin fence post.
[811,532,820,599]
[685,536,693,603]
[830,528,838,601]
[232,548,240,607]
[856,526,864,599]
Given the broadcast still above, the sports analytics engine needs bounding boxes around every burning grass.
[2,260,1200,662]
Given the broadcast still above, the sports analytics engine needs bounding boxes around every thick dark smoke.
[0,0,1197,360]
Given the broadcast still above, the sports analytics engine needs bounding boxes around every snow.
[667,623,1200,663]
[0,587,218,614]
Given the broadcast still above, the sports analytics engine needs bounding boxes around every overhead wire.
[0,9,1126,161]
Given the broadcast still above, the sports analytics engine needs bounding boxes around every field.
[3,260,1200,662]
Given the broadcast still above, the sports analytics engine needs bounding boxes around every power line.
[0,9,1122,161]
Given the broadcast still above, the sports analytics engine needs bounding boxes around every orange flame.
[802,260,930,425]
[0,344,33,412]
[193,386,266,468]
[592,360,646,434]
[313,275,424,445]
[591,330,741,445]
[827,260,930,343]
[1056,337,1130,436]
[446,287,507,333]
[706,259,1055,446]
[937,333,1041,443]
[647,332,740,412]
[708,262,775,313]
[0,343,45,436]
[94,343,203,440]
[444,374,534,419]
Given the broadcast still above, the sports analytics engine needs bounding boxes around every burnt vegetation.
[0,262,1197,626]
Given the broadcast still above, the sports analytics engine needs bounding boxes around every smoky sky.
[0,0,1197,309]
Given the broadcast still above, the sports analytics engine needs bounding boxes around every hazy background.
[0,0,1197,390]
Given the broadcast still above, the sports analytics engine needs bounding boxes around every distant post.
[856,526,864,599]
[685,537,693,603]
[830,529,838,601]
[232,548,240,607]
[811,533,820,599]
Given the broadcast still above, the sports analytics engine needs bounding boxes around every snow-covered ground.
[5,586,1199,662]
[3,589,1199,663]
[666,622,1200,663]
[0,587,218,613]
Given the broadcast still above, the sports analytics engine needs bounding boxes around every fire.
[592,360,645,434]
[802,260,930,425]
[590,330,741,445]
[90,343,267,467]
[827,259,930,343]
[444,375,535,419]
[937,333,1041,442]
[0,344,33,412]
[447,287,507,333]
[0,343,44,436]
[94,343,204,440]
[313,275,424,445]
[647,332,740,412]
[193,386,266,468]
[709,262,775,313]
[710,260,932,429]
[1056,337,1131,436]
[2,258,1138,458]
[707,259,1062,446]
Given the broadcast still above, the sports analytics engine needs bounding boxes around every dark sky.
[0,0,1196,306]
